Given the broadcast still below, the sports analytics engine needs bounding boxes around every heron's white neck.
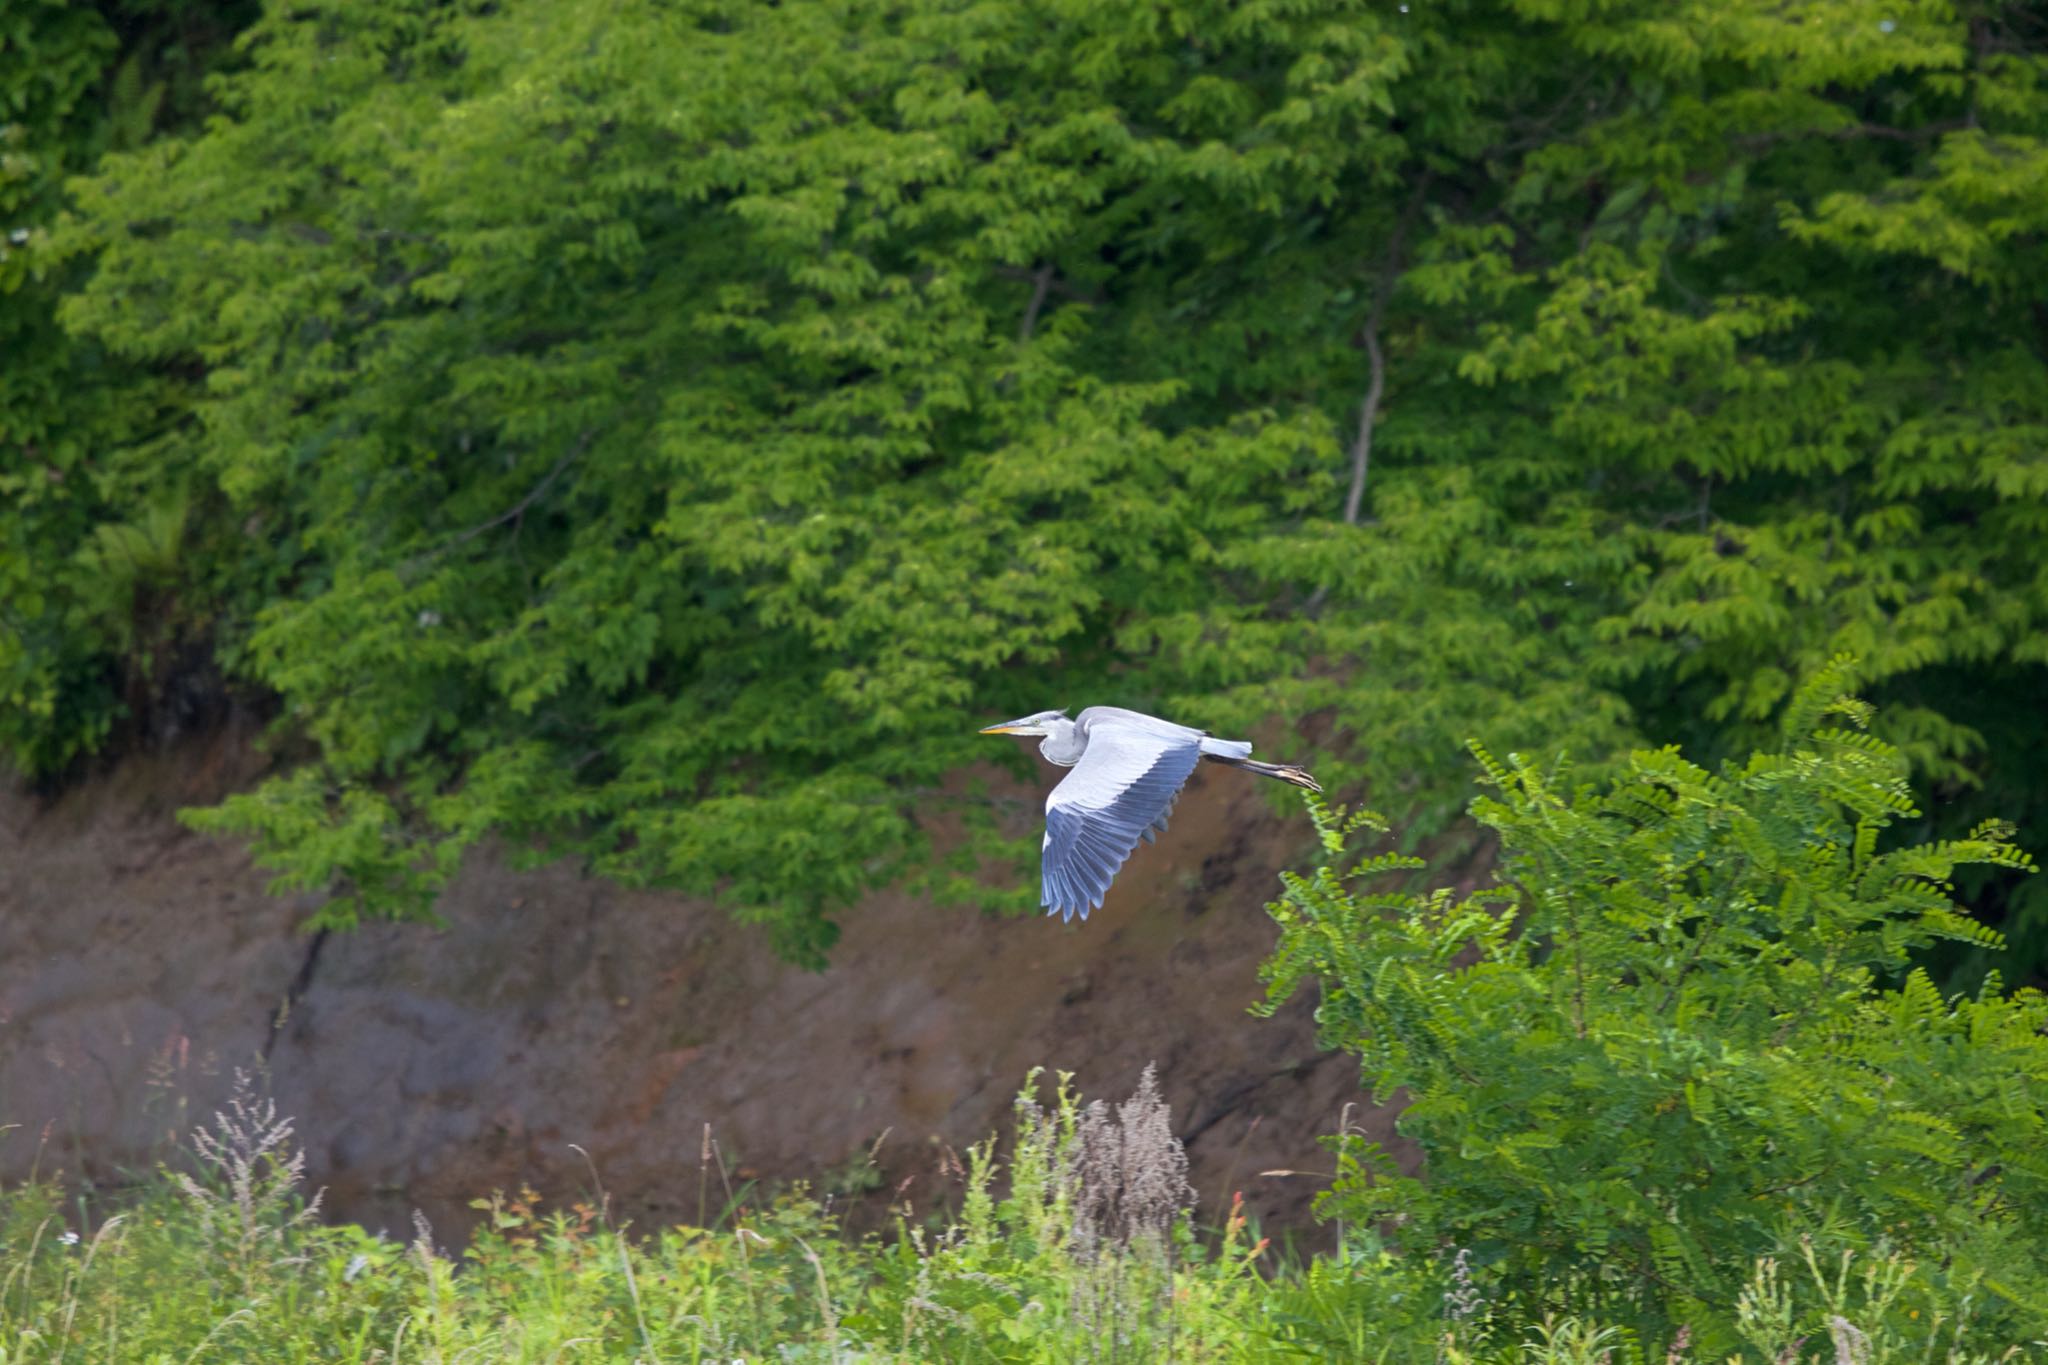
[1039,720,1084,767]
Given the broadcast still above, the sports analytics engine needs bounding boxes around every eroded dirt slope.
[0,727,1407,1244]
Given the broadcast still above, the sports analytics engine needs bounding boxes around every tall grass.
[0,1069,2027,1363]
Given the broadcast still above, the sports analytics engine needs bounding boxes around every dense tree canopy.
[7,0,2046,964]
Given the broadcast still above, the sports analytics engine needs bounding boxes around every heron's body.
[980,706,1321,922]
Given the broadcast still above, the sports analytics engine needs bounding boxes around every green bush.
[1259,661,2048,1352]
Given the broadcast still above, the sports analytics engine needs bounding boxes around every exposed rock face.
[0,729,1406,1244]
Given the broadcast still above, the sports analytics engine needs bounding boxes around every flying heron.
[980,706,1322,922]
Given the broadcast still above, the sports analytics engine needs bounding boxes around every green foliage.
[1259,671,2048,1351]
[18,0,2043,960]
[1,0,257,776]
[0,1069,1326,1361]
[2,1059,2032,1361]
[1,0,139,775]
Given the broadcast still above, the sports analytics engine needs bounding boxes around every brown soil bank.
[0,728,1407,1245]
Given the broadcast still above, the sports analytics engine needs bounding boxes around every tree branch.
[449,432,589,547]
[1017,263,1055,345]
[1340,325,1388,527]
[409,430,592,570]
[1734,117,1970,154]
[995,263,1099,306]
[1340,173,1431,528]
[1302,176,1432,615]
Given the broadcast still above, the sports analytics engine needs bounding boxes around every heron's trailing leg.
[1201,754,1323,793]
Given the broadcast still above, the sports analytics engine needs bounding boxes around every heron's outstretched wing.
[1041,721,1201,922]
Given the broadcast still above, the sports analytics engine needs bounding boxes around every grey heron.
[980,707,1322,922]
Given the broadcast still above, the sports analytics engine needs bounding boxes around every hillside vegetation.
[4,0,2045,967]
[5,683,2045,1357]
[5,4,2048,1355]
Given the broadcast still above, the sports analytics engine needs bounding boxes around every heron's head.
[978,709,1069,738]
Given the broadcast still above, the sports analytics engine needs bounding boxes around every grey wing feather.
[1040,722,1202,922]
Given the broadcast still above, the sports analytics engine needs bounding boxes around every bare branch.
[1340,325,1388,527]
[1018,263,1055,345]
[995,263,1100,307]
[400,430,592,577]
[1340,174,1432,528]
[440,430,591,552]
[1734,117,1970,154]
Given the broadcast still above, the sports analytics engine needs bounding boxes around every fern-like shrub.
[1259,662,2048,1353]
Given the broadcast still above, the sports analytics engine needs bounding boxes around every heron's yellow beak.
[979,723,1024,734]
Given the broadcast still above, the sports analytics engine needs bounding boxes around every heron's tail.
[1204,754,1323,793]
